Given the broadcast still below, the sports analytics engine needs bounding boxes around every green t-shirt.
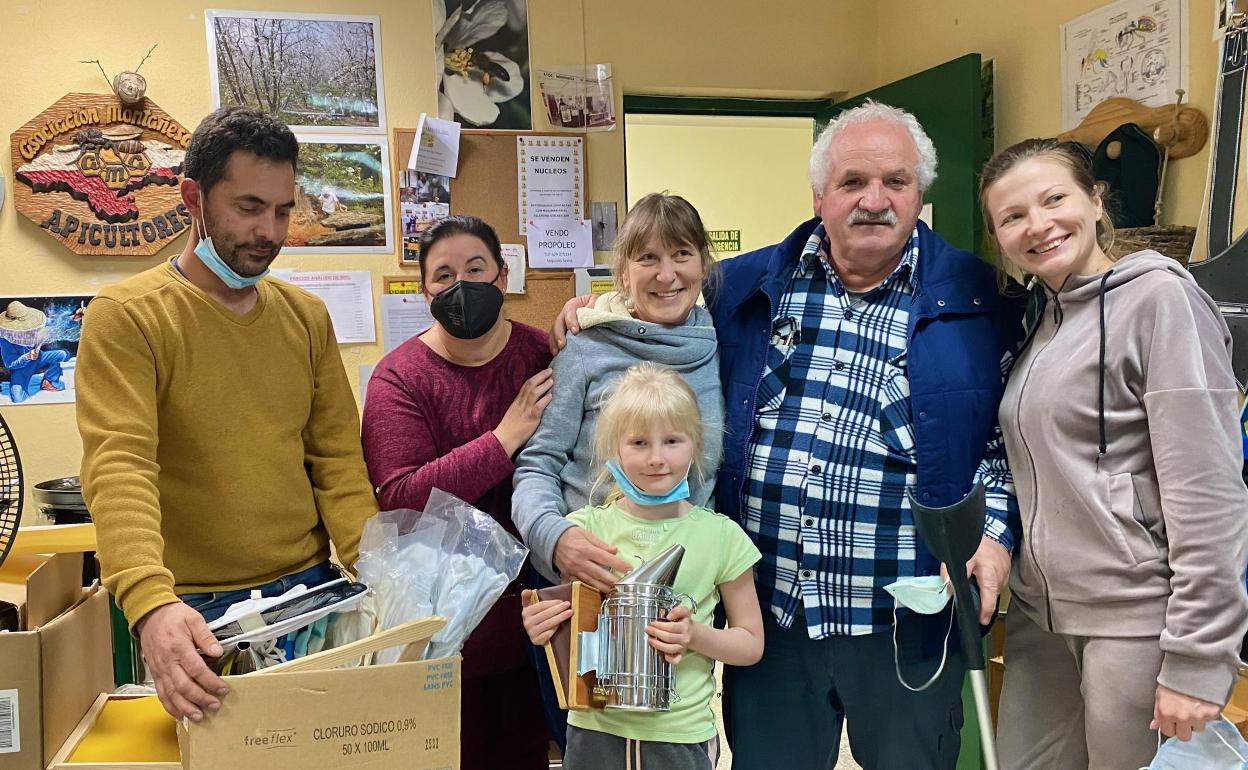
[566,502,761,743]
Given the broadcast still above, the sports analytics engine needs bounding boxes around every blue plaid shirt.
[743,224,1015,638]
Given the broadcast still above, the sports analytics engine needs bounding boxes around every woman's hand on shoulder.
[520,589,572,645]
[549,294,596,355]
[492,368,554,455]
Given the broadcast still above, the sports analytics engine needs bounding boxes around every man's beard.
[202,210,282,277]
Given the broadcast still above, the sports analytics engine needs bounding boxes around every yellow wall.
[0,0,878,511]
[876,0,1219,228]
[625,114,815,255]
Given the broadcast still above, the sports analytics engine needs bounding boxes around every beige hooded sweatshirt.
[1000,249,1248,705]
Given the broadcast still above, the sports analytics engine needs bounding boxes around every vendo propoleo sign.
[11,93,192,256]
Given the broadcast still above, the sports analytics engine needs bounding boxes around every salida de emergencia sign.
[707,229,741,253]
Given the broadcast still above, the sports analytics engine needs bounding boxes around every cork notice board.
[392,128,586,333]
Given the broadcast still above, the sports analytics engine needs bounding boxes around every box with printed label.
[51,654,460,769]
[0,554,114,770]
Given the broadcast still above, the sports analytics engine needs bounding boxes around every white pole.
[969,669,999,770]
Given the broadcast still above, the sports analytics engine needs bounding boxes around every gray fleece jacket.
[512,292,724,581]
[1000,249,1248,705]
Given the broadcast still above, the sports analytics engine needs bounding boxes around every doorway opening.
[624,111,816,258]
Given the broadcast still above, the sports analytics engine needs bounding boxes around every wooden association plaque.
[10,93,193,256]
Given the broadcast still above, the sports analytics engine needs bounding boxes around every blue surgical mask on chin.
[883,575,953,692]
[606,460,691,507]
[194,200,269,290]
[1141,717,1248,769]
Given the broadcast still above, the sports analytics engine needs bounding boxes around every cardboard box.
[0,554,114,770]
[1224,668,1248,739]
[51,655,461,769]
[0,554,82,632]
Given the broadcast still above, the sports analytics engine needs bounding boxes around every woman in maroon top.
[361,215,554,770]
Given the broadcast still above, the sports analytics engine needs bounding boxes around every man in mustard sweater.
[76,107,378,722]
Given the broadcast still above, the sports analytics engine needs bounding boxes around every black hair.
[417,215,504,279]
[182,107,299,195]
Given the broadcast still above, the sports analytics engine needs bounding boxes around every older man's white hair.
[807,100,938,193]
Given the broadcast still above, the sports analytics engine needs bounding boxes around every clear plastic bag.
[355,488,529,664]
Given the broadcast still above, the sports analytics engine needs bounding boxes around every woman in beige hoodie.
[980,138,1248,769]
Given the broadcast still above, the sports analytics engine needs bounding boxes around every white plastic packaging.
[355,488,528,664]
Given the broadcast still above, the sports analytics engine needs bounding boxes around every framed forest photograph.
[285,135,393,254]
[206,10,386,132]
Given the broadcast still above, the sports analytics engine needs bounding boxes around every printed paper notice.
[407,112,462,177]
[526,218,593,268]
[1060,0,1188,130]
[501,243,527,293]
[275,270,376,344]
[380,294,433,353]
[518,136,583,230]
[0,689,19,754]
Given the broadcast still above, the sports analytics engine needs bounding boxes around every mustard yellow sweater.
[76,262,378,628]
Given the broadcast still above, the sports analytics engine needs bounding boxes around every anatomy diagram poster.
[1060,0,1188,130]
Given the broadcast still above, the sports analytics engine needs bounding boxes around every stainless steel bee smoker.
[579,543,691,712]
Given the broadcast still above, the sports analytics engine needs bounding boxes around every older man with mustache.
[712,101,1024,769]
[76,107,378,723]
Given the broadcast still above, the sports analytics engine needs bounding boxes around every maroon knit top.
[361,320,552,677]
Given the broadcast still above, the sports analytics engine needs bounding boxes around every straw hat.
[0,302,46,331]
[0,301,48,347]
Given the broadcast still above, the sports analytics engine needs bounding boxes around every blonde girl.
[522,362,763,770]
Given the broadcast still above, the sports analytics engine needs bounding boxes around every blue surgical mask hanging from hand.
[194,198,269,290]
[883,575,954,692]
[606,460,690,507]
[885,575,953,615]
[1140,717,1248,769]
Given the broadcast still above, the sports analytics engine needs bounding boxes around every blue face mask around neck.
[606,459,691,507]
[194,199,269,290]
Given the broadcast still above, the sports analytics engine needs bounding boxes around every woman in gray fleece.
[512,193,724,590]
[980,138,1248,769]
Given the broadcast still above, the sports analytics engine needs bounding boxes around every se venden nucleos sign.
[10,93,192,256]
